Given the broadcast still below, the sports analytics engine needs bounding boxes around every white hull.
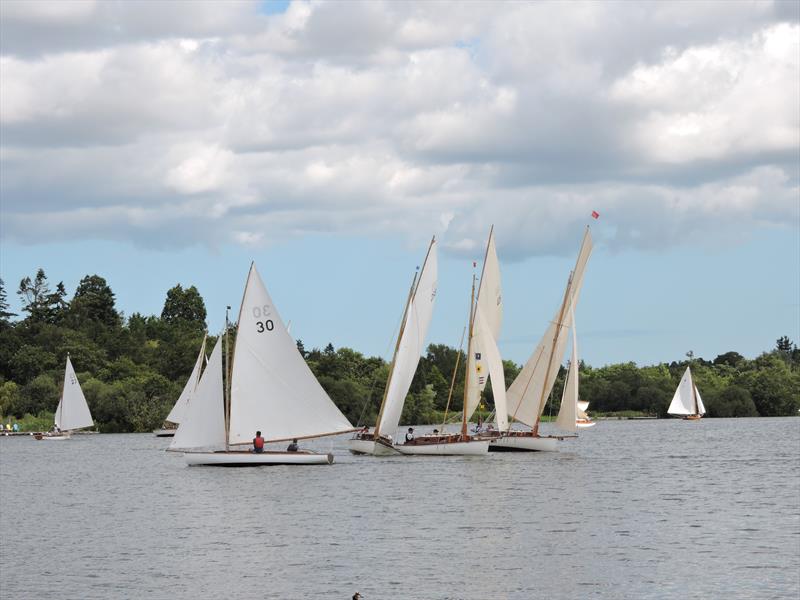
[395,439,488,456]
[153,428,177,437]
[34,432,72,441]
[347,438,401,456]
[184,450,334,466]
[489,435,559,452]
[576,421,596,429]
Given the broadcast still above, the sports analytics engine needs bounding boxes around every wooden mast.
[226,264,251,449]
[690,368,700,417]
[461,272,477,439]
[532,270,573,436]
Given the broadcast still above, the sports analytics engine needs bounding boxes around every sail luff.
[165,335,207,424]
[462,274,476,438]
[373,271,417,439]
[555,305,579,432]
[226,264,253,447]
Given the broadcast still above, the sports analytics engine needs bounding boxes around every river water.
[1,418,798,599]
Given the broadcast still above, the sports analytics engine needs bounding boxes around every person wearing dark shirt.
[253,431,265,453]
[405,427,414,442]
[287,439,299,452]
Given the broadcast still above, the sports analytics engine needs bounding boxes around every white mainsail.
[577,400,590,412]
[170,337,226,451]
[228,263,354,444]
[507,227,593,427]
[55,356,93,432]
[375,239,438,439]
[555,306,579,432]
[465,229,508,430]
[164,335,207,425]
[668,366,705,416]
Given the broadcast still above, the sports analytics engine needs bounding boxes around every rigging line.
[353,284,411,428]
[441,324,468,433]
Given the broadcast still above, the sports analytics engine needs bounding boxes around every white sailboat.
[170,263,357,466]
[153,335,206,437]
[667,366,705,420]
[576,400,596,428]
[35,356,94,440]
[397,230,504,456]
[494,226,593,452]
[348,237,439,456]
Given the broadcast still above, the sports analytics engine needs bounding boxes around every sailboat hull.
[395,439,489,456]
[489,434,559,452]
[184,450,334,466]
[153,428,177,437]
[576,420,596,429]
[347,438,402,456]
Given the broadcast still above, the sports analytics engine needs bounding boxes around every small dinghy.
[35,355,94,441]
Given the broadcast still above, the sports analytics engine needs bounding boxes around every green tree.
[17,269,69,324]
[161,284,207,331]
[0,278,17,325]
[69,275,120,328]
[9,345,58,384]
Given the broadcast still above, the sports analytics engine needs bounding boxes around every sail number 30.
[253,305,274,333]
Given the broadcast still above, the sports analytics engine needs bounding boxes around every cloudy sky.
[1,0,798,366]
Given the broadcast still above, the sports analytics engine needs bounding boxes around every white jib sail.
[376,240,438,439]
[577,400,590,412]
[55,356,93,432]
[555,306,579,432]
[695,385,706,415]
[668,366,701,416]
[465,229,506,425]
[165,335,207,425]
[228,264,353,444]
[507,227,593,426]
[170,337,226,451]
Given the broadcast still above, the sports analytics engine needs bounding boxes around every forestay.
[376,240,438,439]
[507,227,593,427]
[165,336,206,425]
[55,356,93,432]
[170,338,226,451]
[465,230,507,429]
[668,366,705,416]
[555,306,579,432]
[228,264,354,444]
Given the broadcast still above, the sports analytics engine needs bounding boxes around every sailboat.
[667,366,705,420]
[495,226,593,451]
[153,335,206,437]
[395,230,504,456]
[170,263,357,466]
[348,237,439,456]
[34,355,94,440]
[576,400,596,428]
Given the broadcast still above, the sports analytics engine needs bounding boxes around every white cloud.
[1,1,797,259]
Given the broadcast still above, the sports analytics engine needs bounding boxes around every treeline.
[0,270,798,432]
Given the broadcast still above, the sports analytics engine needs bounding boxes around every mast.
[226,263,251,449]
[58,354,67,430]
[532,270,573,436]
[373,270,417,439]
[474,225,493,307]
[461,272,477,439]
[690,368,699,416]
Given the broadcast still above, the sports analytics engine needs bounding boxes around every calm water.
[1,418,798,599]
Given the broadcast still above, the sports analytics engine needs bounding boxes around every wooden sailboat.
[34,355,94,440]
[348,237,439,456]
[170,263,357,466]
[576,400,596,428]
[153,335,206,437]
[493,226,593,452]
[396,230,504,456]
[668,366,705,420]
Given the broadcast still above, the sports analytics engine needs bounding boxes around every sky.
[1,0,798,367]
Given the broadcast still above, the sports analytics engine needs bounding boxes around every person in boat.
[353,593,361,600]
[405,427,414,442]
[287,439,299,452]
[359,425,370,440]
[253,431,265,453]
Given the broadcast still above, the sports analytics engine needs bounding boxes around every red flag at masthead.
[591,210,600,219]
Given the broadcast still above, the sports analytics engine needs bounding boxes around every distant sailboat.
[348,237,439,456]
[668,366,705,420]
[170,263,357,465]
[154,335,206,437]
[554,306,595,430]
[35,356,94,440]
[495,226,593,451]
